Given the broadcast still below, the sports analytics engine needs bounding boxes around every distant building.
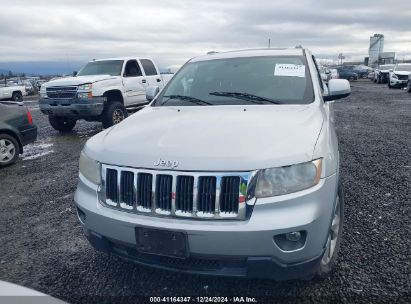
[367,34,396,67]
[369,34,384,66]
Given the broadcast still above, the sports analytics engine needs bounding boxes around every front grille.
[46,86,77,99]
[396,74,409,80]
[100,165,252,220]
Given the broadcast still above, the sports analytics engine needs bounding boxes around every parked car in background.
[352,65,370,79]
[0,83,27,101]
[39,57,173,132]
[320,66,331,83]
[336,67,358,81]
[374,64,395,83]
[329,68,339,79]
[388,63,411,89]
[368,70,376,80]
[0,101,37,167]
[75,48,351,280]
[22,80,34,95]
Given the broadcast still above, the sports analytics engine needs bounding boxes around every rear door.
[139,59,164,88]
[122,59,147,105]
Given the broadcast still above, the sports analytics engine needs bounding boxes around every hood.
[393,70,411,76]
[85,105,324,171]
[44,75,116,87]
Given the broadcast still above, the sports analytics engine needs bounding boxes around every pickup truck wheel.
[49,116,76,132]
[315,183,344,279]
[0,134,19,167]
[11,92,23,102]
[102,102,128,128]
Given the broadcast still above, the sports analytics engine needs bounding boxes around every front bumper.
[74,173,338,280]
[39,96,105,117]
[390,79,408,87]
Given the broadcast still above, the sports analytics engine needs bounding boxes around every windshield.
[77,60,124,76]
[153,56,314,106]
[395,65,411,72]
[380,65,394,70]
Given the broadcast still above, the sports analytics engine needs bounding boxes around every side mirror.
[389,69,393,72]
[73,71,77,76]
[146,86,160,102]
[323,79,351,102]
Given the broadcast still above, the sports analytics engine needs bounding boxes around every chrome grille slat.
[100,165,253,220]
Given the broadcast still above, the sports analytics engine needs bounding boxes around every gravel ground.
[0,81,410,303]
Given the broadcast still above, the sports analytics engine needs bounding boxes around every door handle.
[142,79,147,83]
[156,79,161,82]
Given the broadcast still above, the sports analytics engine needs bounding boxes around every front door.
[123,59,147,106]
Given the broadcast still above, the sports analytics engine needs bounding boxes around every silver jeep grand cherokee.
[75,48,351,280]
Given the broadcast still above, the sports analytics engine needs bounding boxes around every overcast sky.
[1,0,411,70]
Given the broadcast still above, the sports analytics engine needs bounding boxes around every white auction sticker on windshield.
[274,64,306,77]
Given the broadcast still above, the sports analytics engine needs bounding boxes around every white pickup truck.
[39,57,173,131]
[0,83,27,101]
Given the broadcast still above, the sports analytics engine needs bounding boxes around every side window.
[124,60,142,77]
[140,59,158,76]
[312,56,324,92]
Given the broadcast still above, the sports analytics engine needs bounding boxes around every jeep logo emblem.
[153,158,179,169]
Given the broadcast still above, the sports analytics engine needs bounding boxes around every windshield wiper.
[161,95,212,106]
[209,92,283,104]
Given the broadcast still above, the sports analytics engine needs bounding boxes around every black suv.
[0,102,37,167]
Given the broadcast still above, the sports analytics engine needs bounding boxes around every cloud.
[0,0,410,69]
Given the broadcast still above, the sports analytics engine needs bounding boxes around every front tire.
[102,102,128,129]
[0,134,20,167]
[388,82,393,89]
[315,183,344,278]
[49,116,76,132]
[11,92,23,102]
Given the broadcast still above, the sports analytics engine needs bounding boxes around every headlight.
[79,151,101,184]
[77,92,92,99]
[78,83,92,91]
[392,74,398,79]
[255,159,322,198]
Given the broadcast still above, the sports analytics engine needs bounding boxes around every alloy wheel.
[0,139,16,164]
[321,195,341,266]
[112,109,125,124]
